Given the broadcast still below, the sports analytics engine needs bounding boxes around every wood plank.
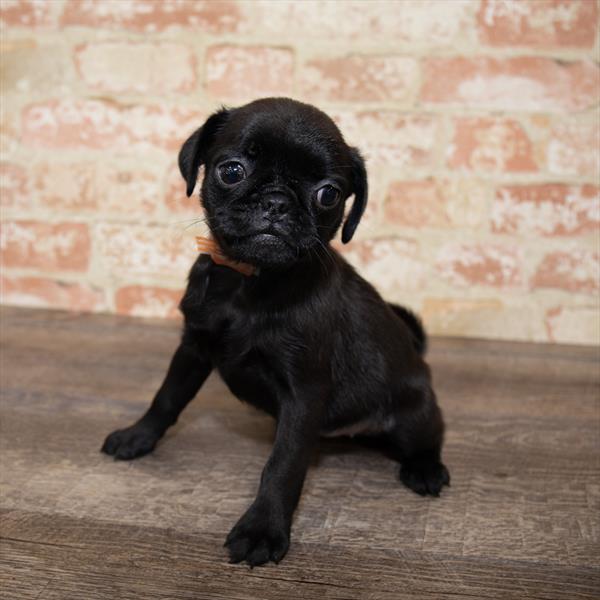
[3,510,600,600]
[1,306,599,599]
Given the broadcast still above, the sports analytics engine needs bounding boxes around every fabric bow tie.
[195,236,256,277]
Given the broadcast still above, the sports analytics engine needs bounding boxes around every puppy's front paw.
[225,503,290,567]
[400,458,450,497]
[101,423,160,460]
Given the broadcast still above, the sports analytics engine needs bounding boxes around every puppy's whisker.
[310,236,335,270]
[309,245,327,271]
[171,216,205,225]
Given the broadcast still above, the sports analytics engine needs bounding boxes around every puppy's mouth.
[240,232,288,245]
[215,228,298,269]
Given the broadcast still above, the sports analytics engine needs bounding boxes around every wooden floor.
[0,306,598,599]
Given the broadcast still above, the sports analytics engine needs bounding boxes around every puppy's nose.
[261,194,290,219]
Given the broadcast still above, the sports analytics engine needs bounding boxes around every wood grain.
[1,306,599,599]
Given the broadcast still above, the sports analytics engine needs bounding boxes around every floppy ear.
[341,147,368,244]
[178,108,230,197]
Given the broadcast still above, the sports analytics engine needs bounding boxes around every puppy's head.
[178,98,367,268]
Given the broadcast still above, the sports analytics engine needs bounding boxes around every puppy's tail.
[388,303,427,356]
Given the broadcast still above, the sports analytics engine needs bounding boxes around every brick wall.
[1,0,598,345]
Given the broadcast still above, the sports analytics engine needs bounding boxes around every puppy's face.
[179,98,367,268]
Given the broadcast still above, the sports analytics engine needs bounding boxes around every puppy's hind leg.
[382,386,450,497]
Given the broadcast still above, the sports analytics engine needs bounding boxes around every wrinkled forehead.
[218,108,349,175]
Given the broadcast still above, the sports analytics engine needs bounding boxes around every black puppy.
[102,98,449,566]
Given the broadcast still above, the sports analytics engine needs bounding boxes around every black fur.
[102,98,449,567]
[388,303,428,355]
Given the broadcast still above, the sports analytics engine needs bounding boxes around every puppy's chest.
[216,309,295,365]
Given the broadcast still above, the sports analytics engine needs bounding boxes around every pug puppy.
[102,98,449,567]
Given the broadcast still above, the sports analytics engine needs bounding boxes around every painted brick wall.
[1,0,598,345]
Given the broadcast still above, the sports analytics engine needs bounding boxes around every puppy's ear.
[341,147,368,244]
[178,108,230,197]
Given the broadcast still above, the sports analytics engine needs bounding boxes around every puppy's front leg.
[225,394,323,567]
[101,342,211,460]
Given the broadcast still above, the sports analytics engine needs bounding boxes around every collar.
[195,236,256,277]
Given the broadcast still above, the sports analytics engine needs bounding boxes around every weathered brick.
[61,0,241,33]
[74,42,196,94]
[478,0,598,49]
[0,221,91,271]
[205,45,293,101]
[545,305,600,345]
[385,179,487,229]
[0,162,28,209]
[337,237,425,293]
[546,118,600,178]
[436,243,522,288]
[422,298,546,341]
[115,285,182,319]
[0,0,53,28]
[1,41,73,96]
[422,57,599,111]
[492,184,600,236]
[302,55,419,103]
[330,111,439,169]
[32,162,95,211]
[22,100,201,151]
[532,249,599,294]
[385,180,449,228]
[0,275,104,311]
[31,162,163,216]
[0,107,19,158]
[248,1,474,45]
[95,224,196,279]
[448,117,538,172]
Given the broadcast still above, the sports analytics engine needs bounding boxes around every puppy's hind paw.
[101,423,161,460]
[400,458,450,497]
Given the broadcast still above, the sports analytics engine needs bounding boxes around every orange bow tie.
[195,236,256,276]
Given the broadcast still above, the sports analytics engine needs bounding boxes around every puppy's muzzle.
[261,193,291,222]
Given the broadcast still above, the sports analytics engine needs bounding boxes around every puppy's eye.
[315,184,341,208]
[217,162,246,185]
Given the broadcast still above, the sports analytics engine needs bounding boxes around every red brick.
[448,118,537,172]
[546,118,600,178]
[0,162,28,209]
[436,243,522,288]
[0,109,19,158]
[532,249,599,294]
[61,0,241,33]
[205,45,293,101]
[0,221,91,271]
[31,162,162,216]
[385,179,487,229]
[0,0,53,28]
[74,42,196,94]
[422,57,599,111]
[95,224,196,279]
[337,237,425,293]
[545,305,599,344]
[115,285,182,319]
[492,184,600,236]
[422,298,545,341]
[478,0,598,49]
[21,100,201,151]
[385,180,449,228]
[0,275,104,311]
[302,55,419,103]
[330,111,439,168]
